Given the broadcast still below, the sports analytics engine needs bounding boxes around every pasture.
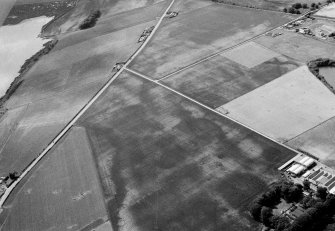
[1,127,110,231]
[255,30,335,62]
[162,53,300,108]
[219,66,335,142]
[77,71,296,231]
[129,3,295,79]
[287,116,335,168]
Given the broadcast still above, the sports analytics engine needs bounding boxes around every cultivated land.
[77,71,296,231]
[162,51,301,108]
[255,29,335,62]
[219,66,335,142]
[129,3,295,79]
[1,127,110,231]
[287,117,335,168]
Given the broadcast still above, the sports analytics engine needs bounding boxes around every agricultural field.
[315,2,335,18]
[218,66,335,142]
[255,29,335,62]
[0,127,110,231]
[287,116,335,168]
[129,3,295,79]
[77,71,296,231]
[162,44,301,108]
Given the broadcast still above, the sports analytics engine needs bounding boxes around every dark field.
[77,71,296,231]
[129,3,295,79]
[1,127,110,231]
[162,54,301,108]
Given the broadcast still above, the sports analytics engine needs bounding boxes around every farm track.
[0,0,315,210]
[0,0,176,208]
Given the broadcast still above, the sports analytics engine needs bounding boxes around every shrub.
[79,10,101,30]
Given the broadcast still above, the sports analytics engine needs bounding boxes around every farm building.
[287,164,305,176]
[298,157,315,168]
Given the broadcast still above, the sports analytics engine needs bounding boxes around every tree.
[316,187,328,200]
[288,7,296,13]
[301,195,317,209]
[282,183,303,203]
[261,207,273,227]
[9,171,19,180]
[293,3,302,9]
[250,202,263,222]
[283,8,288,12]
[302,3,308,8]
[274,216,290,231]
[303,180,310,190]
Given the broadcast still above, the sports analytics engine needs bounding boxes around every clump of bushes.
[79,10,101,30]
[308,58,335,94]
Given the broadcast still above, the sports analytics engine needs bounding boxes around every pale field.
[287,116,335,168]
[255,30,335,62]
[315,3,335,18]
[222,42,280,68]
[1,127,109,231]
[218,66,335,142]
[0,0,16,26]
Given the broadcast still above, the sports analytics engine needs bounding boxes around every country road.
[0,0,176,208]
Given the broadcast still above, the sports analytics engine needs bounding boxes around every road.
[125,67,301,156]
[0,0,175,208]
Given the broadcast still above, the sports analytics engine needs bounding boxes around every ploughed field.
[129,3,295,79]
[76,71,296,231]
